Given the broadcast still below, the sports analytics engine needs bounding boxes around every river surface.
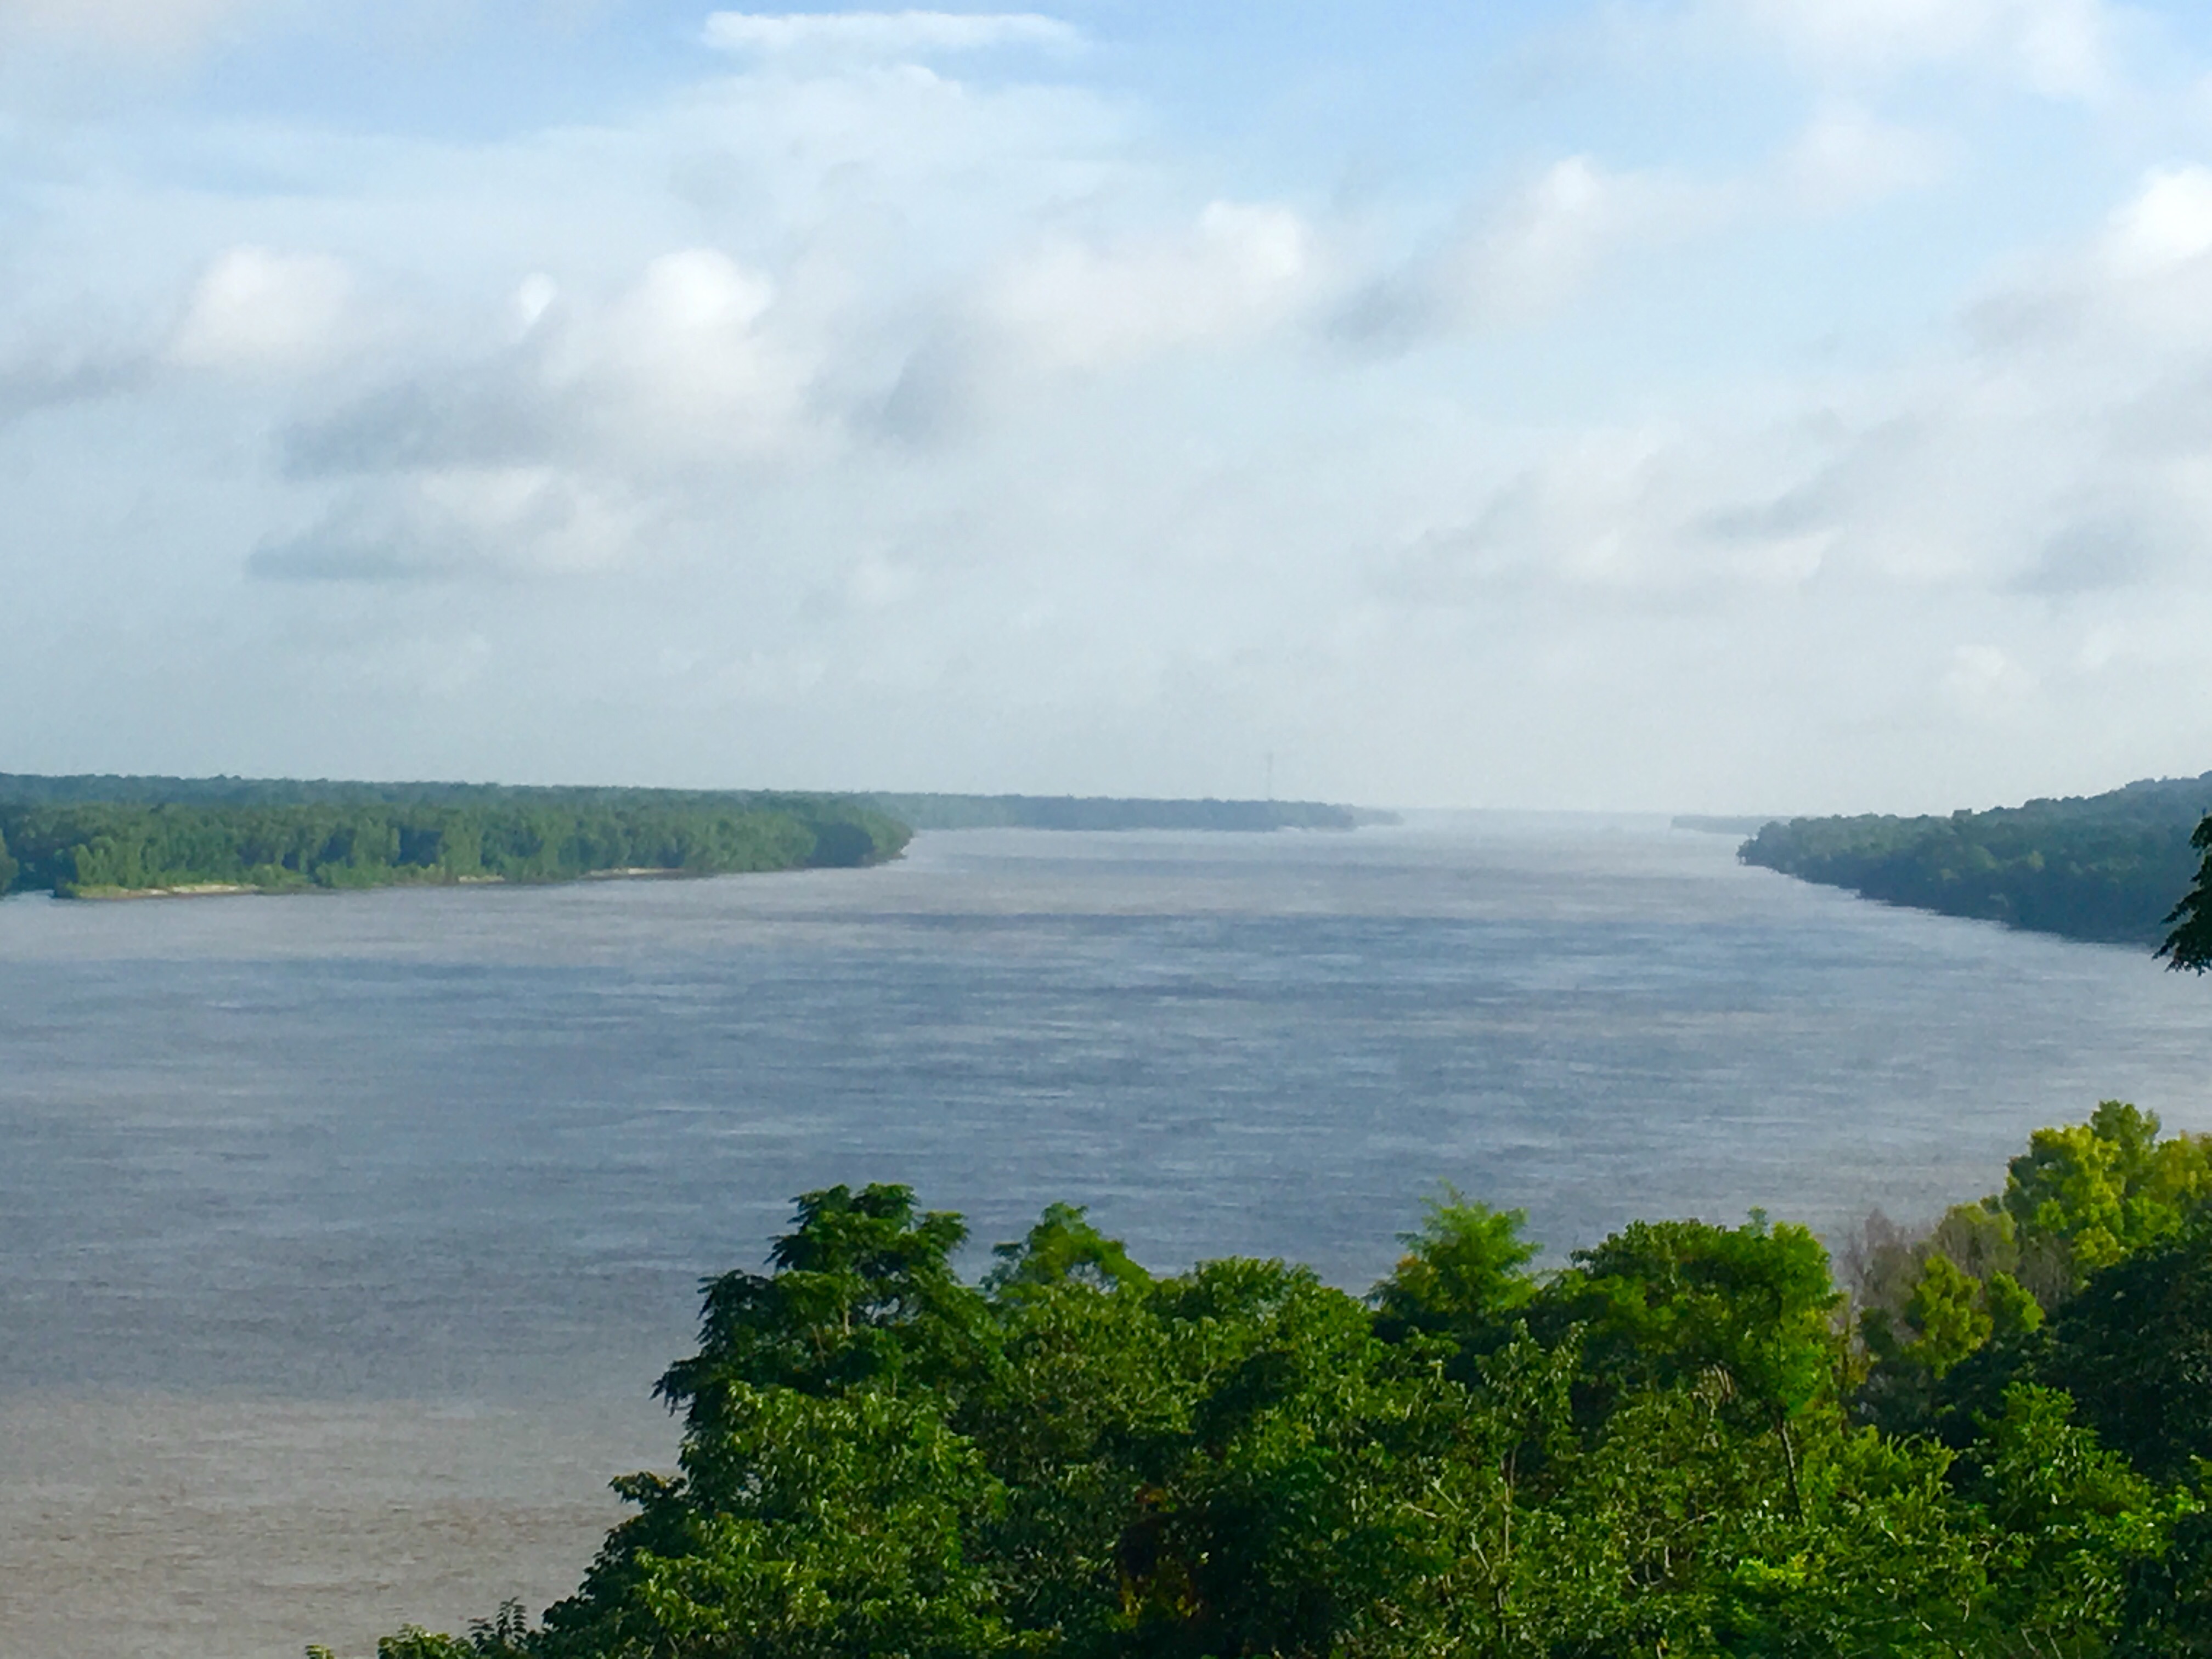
[4,816,2210,1655]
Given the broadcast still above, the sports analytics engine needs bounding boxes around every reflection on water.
[3,816,2209,1654]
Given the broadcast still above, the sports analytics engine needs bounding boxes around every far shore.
[55,867,747,901]
[69,883,262,901]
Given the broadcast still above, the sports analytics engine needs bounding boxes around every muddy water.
[5,817,2211,1656]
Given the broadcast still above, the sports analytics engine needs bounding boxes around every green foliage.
[537,1389,1020,1659]
[2161,808,2212,969]
[1963,1386,2180,1648]
[2043,1223,2212,1483]
[0,772,1385,837]
[1369,1190,1537,1347]
[2004,1102,2212,1284]
[1550,1212,1841,1429]
[1855,1104,2210,1438]
[655,1183,987,1425]
[340,1108,2212,1659]
[0,773,1401,898]
[983,1203,1151,1304]
[307,1601,533,1659]
[1738,772,2212,944]
[2120,1506,2212,1656]
[1986,1270,2045,1338]
[1901,1254,1993,1378]
[0,795,909,899]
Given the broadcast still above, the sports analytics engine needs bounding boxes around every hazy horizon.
[10,2,2212,815]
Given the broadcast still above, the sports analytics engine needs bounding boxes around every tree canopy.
[331,1103,2212,1659]
[1737,771,2212,945]
[0,796,909,898]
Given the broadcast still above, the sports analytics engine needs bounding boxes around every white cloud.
[985,202,1319,373]
[1340,158,1730,346]
[586,249,809,455]
[1353,148,2212,766]
[253,466,646,582]
[701,10,1081,59]
[1963,165,2212,356]
[2101,165,2212,275]
[512,275,558,336]
[168,247,355,371]
[1942,641,2038,712]
[1386,422,1844,608]
[1734,0,2118,99]
[23,4,2212,809]
[0,0,269,53]
[1479,158,1719,307]
[1781,101,1950,209]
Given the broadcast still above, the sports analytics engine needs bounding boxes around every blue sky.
[7,0,2212,810]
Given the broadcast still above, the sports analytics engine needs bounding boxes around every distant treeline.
[0,775,1390,900]
[860,793,1390,832]
[0,776,1389,833]
[0,794,909,899]
[1737,771,2212,945]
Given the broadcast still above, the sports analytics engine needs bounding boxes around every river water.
[4,816,2210,1655]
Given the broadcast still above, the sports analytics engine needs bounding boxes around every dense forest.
[0,779,1381,899]
[0,775,1385,833]
[0,796,910,898]
[330,1100,2212,1658]
[1736,771,2212,944]
[0,776,1396,899]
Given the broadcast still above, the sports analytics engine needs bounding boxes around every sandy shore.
[68,884,263,900]
[55,868,706,901]
[0,1394,675,1659]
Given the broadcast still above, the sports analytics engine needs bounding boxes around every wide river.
[4,816,2210,1656]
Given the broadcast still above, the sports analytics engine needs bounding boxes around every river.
[3,816,2208,1655]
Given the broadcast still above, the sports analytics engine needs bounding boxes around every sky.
[10,2,2212,811]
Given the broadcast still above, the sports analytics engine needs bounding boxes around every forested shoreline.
[0,774,1385,833]
[0,776,1392,900]
[0,795,911,898]
[337,1101,2212,1658]
[1736,770,2212,944]
[0,777,1386,898]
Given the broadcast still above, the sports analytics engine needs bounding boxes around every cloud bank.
[4,1,2212,811]
[701,10,1081,58]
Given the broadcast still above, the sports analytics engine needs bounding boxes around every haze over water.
[5,816,2212,1656]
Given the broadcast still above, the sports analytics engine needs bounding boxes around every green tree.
[1370,1190,1539,1350]
[328,1120,2212,1659]
[2162,808,2212,969]
[1712,1428,1989,1657]
[655,1183,994,1426]
[2044,1223,2212,1483]
[1900,1254,1992,1379]
[2003,1101,2212,1286]
[981,1203,1150,1304]
[1546,1214,1841,1517]
[535,1389,1021,1659]
[1964,1386,2179,1651]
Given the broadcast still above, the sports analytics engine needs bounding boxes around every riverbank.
[69,883,261,900]
[1735,773,2212,946]
[60,870,701,901]
[1,796,912,902]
